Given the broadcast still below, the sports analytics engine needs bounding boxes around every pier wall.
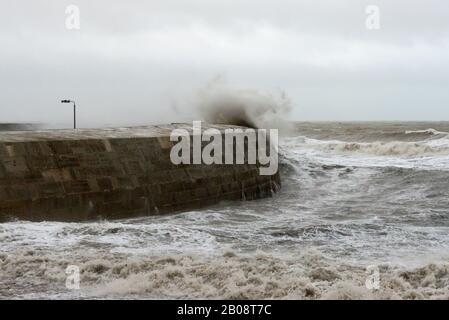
[0,124,280,221]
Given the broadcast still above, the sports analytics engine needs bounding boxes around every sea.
[1,122,449,299]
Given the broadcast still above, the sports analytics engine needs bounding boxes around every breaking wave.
[1,250,448,300]
[296,136,449,157]
[196,80,293,132]
[405,128,449,136]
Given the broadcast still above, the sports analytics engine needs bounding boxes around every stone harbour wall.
[0,124,281,222]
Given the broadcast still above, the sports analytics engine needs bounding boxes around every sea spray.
[195,80,293,132]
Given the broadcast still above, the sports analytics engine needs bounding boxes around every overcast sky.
[1,0,449,127]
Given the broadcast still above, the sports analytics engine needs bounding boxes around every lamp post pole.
[61,100,77,129]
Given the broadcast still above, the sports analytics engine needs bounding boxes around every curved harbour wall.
[0,123,280,222]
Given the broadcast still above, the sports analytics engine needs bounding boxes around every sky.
[1,0,449,127]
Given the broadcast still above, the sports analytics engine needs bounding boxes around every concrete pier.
[0,123,280,222]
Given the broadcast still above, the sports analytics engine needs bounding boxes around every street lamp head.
[61,99,72,103]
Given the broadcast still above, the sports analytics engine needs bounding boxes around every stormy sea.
[1,122,449,299]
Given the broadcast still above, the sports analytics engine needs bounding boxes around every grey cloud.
[1,0,449,125]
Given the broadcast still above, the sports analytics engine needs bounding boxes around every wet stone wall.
[0,125,280,221]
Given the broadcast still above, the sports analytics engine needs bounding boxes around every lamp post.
[61,100,76,129]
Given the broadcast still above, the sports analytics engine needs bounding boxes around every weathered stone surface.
[0,123,281,222]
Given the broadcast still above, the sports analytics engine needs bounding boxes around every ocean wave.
[320,140,449,156]
[1,250,448,299]
[405,128,449,136]
[196,81,293,132]
[283,136,449,157]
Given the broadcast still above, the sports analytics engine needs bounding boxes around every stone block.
[3,157,29,176]
[56,155,80,168]
[48,141,72,154]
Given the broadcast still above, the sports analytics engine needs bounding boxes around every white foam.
[2,249,449,299]
[281,136,449,171]
[405,128,449,136]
